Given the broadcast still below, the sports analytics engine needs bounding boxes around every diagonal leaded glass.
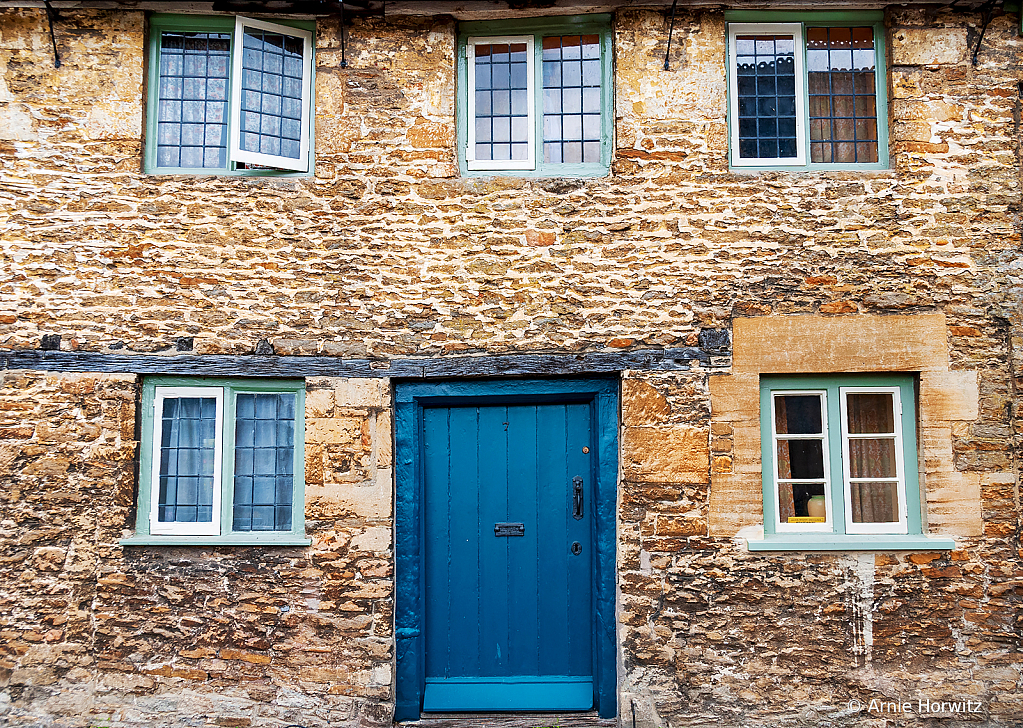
[239,28,305,161]
[157,32,231,168]
[735,34,798,160]
[233,392,296,531]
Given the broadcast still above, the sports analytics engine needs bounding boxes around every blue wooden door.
[421,401,594,711]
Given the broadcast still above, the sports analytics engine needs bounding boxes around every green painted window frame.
[121,376,310,546]
[724,11,890,172]
[144,14,316,177]
[456,14,614,178]
[751,374,954,552]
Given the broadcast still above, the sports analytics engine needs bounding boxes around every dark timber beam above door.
[0,347,722,378]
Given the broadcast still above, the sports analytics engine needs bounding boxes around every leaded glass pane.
[735,34,797,160]
[233,393,295,532]
[542,34,602,164]
[473,42,530,162]
[238,27,306,161]
[157,32,230,169]
[807,26,878,163]
[157,397,217,523]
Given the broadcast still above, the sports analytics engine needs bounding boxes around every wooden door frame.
[394,378,619,722]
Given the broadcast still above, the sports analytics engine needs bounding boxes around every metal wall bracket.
[44,0,60,68]
[663,0,679,71]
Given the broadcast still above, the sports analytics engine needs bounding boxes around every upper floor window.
[457,15,612,177]
[726,12,888,170]
[145,15,314,175]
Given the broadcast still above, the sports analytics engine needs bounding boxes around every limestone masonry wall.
[0,4,1020,728]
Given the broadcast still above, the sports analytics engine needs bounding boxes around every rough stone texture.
[0,374,394,728]
[0,4,1021,728]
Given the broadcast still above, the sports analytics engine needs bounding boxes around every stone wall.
[0,3,1020,728]
[0,374,395,728]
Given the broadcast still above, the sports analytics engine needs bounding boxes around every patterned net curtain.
[845,393,898,523]
[774,392,898,525]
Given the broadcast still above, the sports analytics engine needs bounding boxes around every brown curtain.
[846,393,897,523]
[774,397,796,521]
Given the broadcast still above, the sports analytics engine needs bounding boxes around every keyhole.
[571,542,582,555]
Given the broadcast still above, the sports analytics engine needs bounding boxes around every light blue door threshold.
[423,676,594,712]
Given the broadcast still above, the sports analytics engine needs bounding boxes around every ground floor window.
[761,374,918,539]
[122,376,308,546]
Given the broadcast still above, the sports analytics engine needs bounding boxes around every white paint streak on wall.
[850,554,875,666]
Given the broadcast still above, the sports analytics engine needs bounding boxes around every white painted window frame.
[465,35,536,171]
[229,16,314,172]
[840,386,909,535]
[727,22,807,167]
[770,389,833,533]
[149,386,225,536]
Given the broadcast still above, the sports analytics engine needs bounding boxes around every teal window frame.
[752,374,954,551]
[724,11,889,172]
[144,14,316,177]
[456,15,613,178]
[121,376,310,546]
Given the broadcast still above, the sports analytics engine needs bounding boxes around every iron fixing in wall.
[43,0,60,67]
[663,0,679,70]
[945,0,1018,64]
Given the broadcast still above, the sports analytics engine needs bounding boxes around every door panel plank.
[423,407,451,680]
[535,403,572,677]
[506,405,539,677]
[440,406,483,677]
[565,403,594,676]
[477,405,510,676]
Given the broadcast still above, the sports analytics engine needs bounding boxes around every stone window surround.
[708,314,988,541]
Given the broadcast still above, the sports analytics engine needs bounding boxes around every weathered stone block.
[891,26,967,66]
[335,378,390,409]
[622,426,709,484]
[623,379,672,426]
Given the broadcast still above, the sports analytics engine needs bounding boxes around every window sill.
[727,164,891,174]
[120,535,312,547]
[459,164,610,179]
[746,534,956,552]
[143,167,312,178]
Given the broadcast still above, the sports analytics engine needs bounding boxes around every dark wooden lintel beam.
[0,348,718,379]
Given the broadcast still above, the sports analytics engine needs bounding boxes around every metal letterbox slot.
[494,522,525,537]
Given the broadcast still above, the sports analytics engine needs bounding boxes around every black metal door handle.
[572,476,583,520]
